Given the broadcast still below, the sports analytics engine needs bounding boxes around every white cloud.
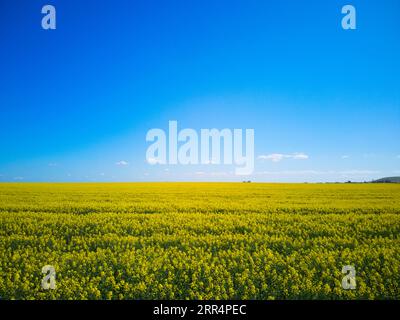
[258,154,284,162]
[13,177,24,180]
[292,153,309,160]
[258,153,309,162]
[48,162,58,167]
[341,155,350,159]
[147,157,160,165]
[116,160,129,166]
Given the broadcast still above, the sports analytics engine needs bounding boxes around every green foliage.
[0,183,399,299]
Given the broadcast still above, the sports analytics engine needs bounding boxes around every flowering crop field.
[0,182,399,300]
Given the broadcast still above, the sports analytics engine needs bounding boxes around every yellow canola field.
[0,183,399,299]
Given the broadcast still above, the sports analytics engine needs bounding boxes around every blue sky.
[0,0,399,182]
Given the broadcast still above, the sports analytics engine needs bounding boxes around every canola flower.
[0,182,399,300]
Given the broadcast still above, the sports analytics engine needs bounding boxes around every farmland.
[0,182,399,300]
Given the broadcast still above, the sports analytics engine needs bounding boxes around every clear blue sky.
[0,0,399,182]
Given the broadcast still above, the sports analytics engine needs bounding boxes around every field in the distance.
[0,182,399,300]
